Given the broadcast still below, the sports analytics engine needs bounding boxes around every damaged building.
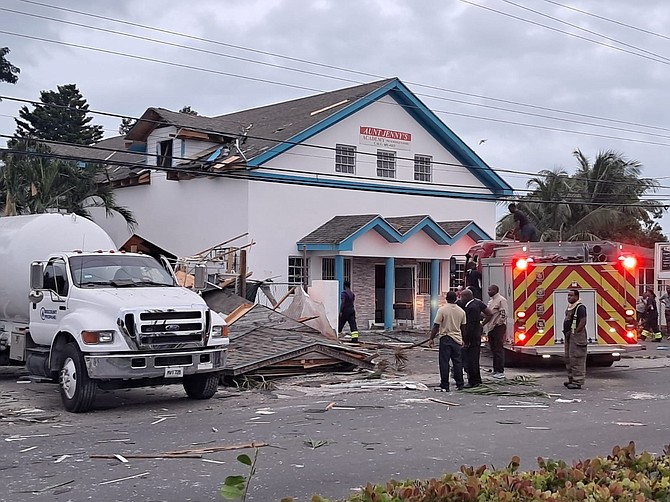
[87,78,512,330]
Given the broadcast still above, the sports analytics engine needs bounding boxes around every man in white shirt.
[483,284,508,379]
[429,291,466,392]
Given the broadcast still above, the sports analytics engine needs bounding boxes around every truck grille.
[125,309,206,350]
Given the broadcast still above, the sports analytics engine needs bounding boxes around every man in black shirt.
[459,288,493,388]
[508,203,538,242]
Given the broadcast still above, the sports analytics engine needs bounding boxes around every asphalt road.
[1,338,669,502]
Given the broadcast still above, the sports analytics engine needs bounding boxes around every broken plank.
[225,303,254,325]
[165,441,269,456]
[91,454,202,460]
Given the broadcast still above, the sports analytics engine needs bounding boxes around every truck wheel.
[183,373,219,399]
[59,343,97,413]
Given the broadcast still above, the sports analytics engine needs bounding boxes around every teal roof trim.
[248,78,513,197]
[297,215,491,252]
[240,170,499,201]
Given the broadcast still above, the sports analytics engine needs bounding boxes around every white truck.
[0,213,229,412]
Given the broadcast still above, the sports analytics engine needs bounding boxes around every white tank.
[0,213,116,323]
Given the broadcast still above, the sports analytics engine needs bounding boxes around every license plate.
[164,366,184,378]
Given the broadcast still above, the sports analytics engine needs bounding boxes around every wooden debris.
[91,453,202,460]
[98,472,150,486]
[165,441,269,456]
[225,303,254,325]
[273,286,296,310]
[427,397,460,406]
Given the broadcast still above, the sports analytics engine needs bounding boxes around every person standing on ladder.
[338,280,359,343]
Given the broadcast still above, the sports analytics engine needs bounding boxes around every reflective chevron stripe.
[512,263,636,347]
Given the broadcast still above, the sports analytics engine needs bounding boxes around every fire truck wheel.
[183,373,219,399]
[59,342,97,413]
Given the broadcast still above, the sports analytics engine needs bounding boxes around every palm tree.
[0,139,135,228]
[497,150,667,245]
[569,150,662,242]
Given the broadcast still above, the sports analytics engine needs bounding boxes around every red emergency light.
[515,258,531,271]
[619,255,637,270]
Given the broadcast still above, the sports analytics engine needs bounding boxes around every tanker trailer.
[0,213,228,412]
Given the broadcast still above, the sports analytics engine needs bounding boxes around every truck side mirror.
[194,264,207,290]
[30,262,44,290]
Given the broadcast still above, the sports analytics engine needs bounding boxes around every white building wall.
[93,174,250,258]
[246,180,494,282]
[267,96,486,192]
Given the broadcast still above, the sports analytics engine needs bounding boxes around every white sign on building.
[359,126,412,150]
[655,242,670,281]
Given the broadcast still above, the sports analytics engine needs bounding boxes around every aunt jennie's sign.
[359,126,411,150]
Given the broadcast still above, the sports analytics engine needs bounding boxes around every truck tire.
[183,373,219,399]
[59,342,97,413]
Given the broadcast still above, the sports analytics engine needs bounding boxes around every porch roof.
[296,214,490,252]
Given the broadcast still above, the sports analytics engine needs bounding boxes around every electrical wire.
[7,0,670,136]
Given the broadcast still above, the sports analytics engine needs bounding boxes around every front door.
[30,258,69,346]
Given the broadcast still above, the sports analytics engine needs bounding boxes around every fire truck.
[466,240,650,366]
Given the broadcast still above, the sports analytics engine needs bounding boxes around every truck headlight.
[81,330,115,344]
[210,325,228,339]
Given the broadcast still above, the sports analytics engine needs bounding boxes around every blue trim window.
[414,154,432,182]
[322,257,351,282]
[377,149,396,178]
[335,144,356,174]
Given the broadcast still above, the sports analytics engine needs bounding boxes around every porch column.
[384,257,395,330]
[430,259,440,325]
[335,255,344,311]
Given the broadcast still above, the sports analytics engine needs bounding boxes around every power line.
[457,0,670,65]
[9,0,670,136]
[3,145,668,208]
[498,0,670,62]
[541,0,670,42]
[2,88,670,189]
[2,131,669,198]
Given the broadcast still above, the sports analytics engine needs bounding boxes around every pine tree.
[118,117,136,135]
[14,84,103,145]
[0,47,20,85]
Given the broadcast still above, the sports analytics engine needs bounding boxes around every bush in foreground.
[305,442,670,502]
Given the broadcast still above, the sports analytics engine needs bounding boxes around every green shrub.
[309,442,670,502]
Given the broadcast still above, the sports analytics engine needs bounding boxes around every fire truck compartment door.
[553,290,598,343]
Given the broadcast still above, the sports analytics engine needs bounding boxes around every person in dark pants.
[508,203,539,242]
[338,280,359,343]
[563,289,587,389]
[483,284,508,379]
[465,262,482,300]
[428,291,466,392]
[459,288,493,388]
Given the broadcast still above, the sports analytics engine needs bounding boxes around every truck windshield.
[69,255,177,288]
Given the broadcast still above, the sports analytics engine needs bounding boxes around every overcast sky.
[1,0,669,235]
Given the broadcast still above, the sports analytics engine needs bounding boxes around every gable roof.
[126,78,512,196]
[297,214,490,252]
[241,78,512,196]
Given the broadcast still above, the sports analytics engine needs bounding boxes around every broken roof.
[48,136,146,183]
[124,78,512,195]
[297,214,488,251]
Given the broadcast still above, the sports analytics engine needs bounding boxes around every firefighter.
[563,289,587,390]
[641,289,662,342]
[338,281,359,343]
